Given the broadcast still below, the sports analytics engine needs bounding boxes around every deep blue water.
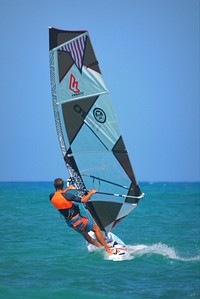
[0,182,199,298]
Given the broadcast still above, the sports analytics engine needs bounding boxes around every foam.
[105,243,200,262]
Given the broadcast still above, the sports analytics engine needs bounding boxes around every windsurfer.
[49,178,114,254]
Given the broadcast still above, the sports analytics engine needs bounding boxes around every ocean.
[0,182,199,298]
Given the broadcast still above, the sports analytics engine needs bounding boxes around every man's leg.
[78,217,113,254]
[81,231,101,248]
[92,224,113,254]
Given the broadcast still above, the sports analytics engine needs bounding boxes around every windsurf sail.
[49,27,144,233]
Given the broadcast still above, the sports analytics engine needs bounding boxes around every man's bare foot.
[105,247,116,255]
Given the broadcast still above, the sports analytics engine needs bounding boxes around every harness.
[59,204,80,220]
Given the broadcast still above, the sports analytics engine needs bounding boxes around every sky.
[0,0,199,182]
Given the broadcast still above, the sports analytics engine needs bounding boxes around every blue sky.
[0,0,199,182]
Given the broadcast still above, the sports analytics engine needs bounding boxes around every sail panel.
[49,27,143,233]
[49,28,87,51]
[61,97,97,145]
[59,64,107,103]
[84,93,121,151]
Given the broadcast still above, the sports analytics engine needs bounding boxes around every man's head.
[54,178,64,190]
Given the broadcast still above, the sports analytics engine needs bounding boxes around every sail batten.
[56,91,108,105]
[49,27,144,233]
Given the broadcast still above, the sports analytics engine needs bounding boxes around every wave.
[117,243,200,262]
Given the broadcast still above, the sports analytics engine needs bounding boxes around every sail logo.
[93,108,106,123]
[73,104,87,118]
[69,74,80,93]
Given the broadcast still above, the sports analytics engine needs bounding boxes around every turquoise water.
[0,182,199,298]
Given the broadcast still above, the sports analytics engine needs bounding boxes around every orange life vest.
[50,189,80,220]
[50,190,73,210]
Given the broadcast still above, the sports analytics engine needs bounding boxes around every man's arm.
[63,185,76,192]
[62,191,81,202]
[62,187,97,203]
[81,189,97,203]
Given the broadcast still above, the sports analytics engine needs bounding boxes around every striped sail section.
[60,35,86,71]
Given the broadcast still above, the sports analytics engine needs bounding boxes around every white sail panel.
[84,94,121,151]
[59,64,108,103]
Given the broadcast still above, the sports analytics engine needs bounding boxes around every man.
[49,178,113,254]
